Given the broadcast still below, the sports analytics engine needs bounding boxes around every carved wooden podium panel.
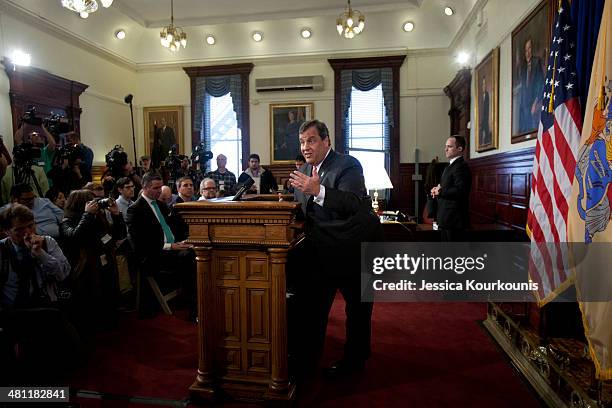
[175,200,301,404]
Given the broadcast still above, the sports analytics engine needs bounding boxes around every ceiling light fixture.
[402,21,414,32]
[205,35,216,45]
[252,31,263,42]
[300,28,312,39]
[444,7,454,16]
[61,0,113,16]
[115,29,126,39]
[336,0,365,39]
[160,0,187,52]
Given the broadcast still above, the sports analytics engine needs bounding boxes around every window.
[207,93,242,176]
[346,84,389,192]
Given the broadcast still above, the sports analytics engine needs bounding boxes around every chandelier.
[61,0,113,18]
[336,0,365,39]
[160,0,187,52]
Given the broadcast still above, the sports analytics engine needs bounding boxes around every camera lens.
[96,198,112,209]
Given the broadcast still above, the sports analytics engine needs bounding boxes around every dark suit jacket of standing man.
[293,148,382,363]
[436,156,472,237]
[152,126,176,168]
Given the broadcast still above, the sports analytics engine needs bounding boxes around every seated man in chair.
[0,203,78,383]
[126,172,196,318]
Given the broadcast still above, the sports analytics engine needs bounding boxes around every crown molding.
[0,0,138,71]
[134,47,452,73]
[448,0,489,52]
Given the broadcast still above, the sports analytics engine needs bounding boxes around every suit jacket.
[126,195,185,261]
[518,56,545,133]
[238,168,278,194]
[436,156,472,230]
[293,149,382,248]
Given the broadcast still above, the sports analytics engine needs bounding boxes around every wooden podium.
[175,200,302,404]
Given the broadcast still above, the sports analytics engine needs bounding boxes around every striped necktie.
[151,200,175,244]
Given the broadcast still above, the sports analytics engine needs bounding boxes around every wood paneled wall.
[468,147,534,231]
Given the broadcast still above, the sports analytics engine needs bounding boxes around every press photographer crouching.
[60,190,126,333]
[0,203,79,385]
[47,142,88,196]
[102,145,142,198]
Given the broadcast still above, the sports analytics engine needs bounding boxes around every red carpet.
[69,300,541,407]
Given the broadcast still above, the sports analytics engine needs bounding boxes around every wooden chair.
[135,262,181,316]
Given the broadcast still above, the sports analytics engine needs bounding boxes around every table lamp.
[364,166,393,212]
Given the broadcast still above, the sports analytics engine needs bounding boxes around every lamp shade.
[364,166,393,191]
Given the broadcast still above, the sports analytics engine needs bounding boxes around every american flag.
[526,0,582,304]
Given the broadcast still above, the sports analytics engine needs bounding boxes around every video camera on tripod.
[21,106,71,137]
[190,142,213,169]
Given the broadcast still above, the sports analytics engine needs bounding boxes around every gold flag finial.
[549,58,557,113]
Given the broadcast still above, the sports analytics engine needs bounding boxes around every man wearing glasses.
[198,178,218,201]
[116,177,135,221]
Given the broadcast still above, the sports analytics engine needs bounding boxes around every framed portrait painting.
[511,0,552,143]
[270,102,314,163]
[143,106,183,168]
[474,47,499,152]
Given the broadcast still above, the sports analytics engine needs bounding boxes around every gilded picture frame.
[474,47,500,152]
[270,102,314,163]
[143,106,184,167]
[511,0,552,143]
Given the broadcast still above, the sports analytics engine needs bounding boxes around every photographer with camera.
[47,143,88,196]
[101,146,142,198]
[65,132,93,183]
[15,106,69,175]
[60,189,126,332]
[1,145,50,206]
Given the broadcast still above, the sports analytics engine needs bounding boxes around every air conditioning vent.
[255,75,324,92]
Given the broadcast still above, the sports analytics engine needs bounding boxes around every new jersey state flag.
[568,0,612,381]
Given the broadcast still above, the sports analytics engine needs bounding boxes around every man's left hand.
[290,167,321,196]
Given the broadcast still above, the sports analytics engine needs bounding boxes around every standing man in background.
[206,154,237,195]
[430,135,471,242]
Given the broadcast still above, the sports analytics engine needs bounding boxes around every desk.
[382,222,527,242]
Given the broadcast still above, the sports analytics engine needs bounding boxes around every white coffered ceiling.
[0,0,479,68]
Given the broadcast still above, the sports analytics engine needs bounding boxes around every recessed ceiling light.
[115,29,126,40]
[300,28,312,39]
[206,35,216,45]
[80,11,89,18]
[402,21,414,32]
[252,31,263,42]
[444,7,454,16]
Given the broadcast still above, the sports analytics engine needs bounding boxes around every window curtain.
[193,74,243,167]
[340,68,393,154]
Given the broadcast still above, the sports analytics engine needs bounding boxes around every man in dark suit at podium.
[430,135,471,241]
[290,119,382,376]
[126,172,195,317]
